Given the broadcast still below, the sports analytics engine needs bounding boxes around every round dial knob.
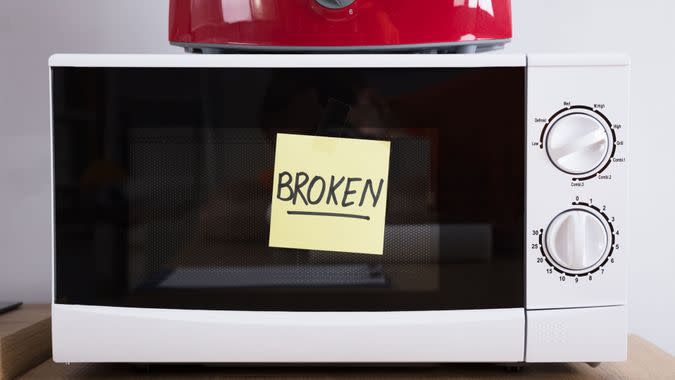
[315,0,356,9]
[545,209,610,273]
[546,112,610,175]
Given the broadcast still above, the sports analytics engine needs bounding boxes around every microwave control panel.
[526,55,629,310]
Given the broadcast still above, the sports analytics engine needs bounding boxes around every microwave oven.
[50,54,629,364]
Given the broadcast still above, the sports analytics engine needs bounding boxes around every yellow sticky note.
[269,133,391,255]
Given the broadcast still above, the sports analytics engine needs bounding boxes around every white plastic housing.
[526,55,630,310]
[527,305,627,362]
[53,305,525,363]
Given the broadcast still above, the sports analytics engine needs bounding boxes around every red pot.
[169,0,512,53]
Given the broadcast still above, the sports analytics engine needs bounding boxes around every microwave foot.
[132,363,152,373]
[587,362,601,368]
[502,364,524,372]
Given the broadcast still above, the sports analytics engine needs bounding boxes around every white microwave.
[49,54,629,364]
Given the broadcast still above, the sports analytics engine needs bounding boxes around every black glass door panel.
[52,66,525,311]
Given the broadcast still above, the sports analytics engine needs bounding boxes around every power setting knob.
[544,209,611,274]
[546,112,611,175]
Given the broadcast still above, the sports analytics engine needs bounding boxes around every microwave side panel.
[525,54,629,362]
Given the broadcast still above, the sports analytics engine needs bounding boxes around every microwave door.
[52,66,525,312]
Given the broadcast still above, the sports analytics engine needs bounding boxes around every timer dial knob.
[546,112,611,175]
[545,209,610,273]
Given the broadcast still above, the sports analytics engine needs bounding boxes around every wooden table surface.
[20,335,674,379]
[0,305,51,380]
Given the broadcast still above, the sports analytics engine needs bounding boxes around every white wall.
[0,0,673,355]
[0,0,175,306]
